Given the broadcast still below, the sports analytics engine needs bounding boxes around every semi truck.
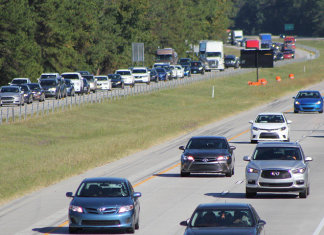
[155,48,178,65]
[284,36,296,50]
[259,34,272,49]
[231,30,243,46]
[199,40,224,71]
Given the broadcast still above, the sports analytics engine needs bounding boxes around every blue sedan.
[293,90,323,113]
[66,177,141,234]
[155,67,168,81]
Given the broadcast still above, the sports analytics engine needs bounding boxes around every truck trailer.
[155,48,178,65]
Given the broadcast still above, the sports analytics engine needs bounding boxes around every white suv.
[132,67,150,85]
[115,69,135,87]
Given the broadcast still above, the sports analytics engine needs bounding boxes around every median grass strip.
[0,40,323,205]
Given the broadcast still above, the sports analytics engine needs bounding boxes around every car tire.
[135,218,139,230]
[251,140,258,144]
[93,89,96,93]
[294,110,298,113]
[127,223,135,234]
[180,171,190,177]
[246,188,256,198]
[307,185,310,195]
[299,188,307,198]
[225,171,232,177]
[69,226,78,234]
[22,102,24,106]
[319,110,323,113]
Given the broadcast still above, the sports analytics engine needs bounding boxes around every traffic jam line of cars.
[62,90,322,234]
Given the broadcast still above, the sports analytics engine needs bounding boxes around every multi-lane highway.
[1,47,323,235]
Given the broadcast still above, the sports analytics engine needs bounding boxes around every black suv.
[190,61,205,75]
[224,55,240,69]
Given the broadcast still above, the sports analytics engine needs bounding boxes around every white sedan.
[249,112,292,143]
[175,65,184,78]
[95,76,112,90]
[115,69,135,87]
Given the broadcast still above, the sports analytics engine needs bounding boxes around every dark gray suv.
[244,142,313,198]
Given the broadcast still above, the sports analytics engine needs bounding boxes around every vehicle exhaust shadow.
[204,192,298,199]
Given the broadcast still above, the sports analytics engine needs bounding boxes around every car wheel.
[93,89,96,93]
[307,185,310,195]
[294,110,298,113]
[319,109,323,113]
[127,223,135,234]
[180,171,190,177]
[69,226,78,234]
[135,218,139,230]
[225,171,232,177]
[246,188,256,198]
[147,82,150,85]
[251,140,258,144]
[22,102,24,106]
[299,188,307,198]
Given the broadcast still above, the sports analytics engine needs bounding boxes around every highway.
[1,47,324,235]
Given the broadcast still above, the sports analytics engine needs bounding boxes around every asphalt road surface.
[1,48,323,235]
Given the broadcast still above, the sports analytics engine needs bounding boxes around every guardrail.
[0,46,319,125]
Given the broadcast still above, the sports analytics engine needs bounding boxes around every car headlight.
[118,205,134,213]
[295,101,300,105]
[280,127,287,131]
[183,155,194,161]
[316,101,322,104]
[292,168,306,174]
[199,67,203,70]
[23,93,28,97]
[69,205,83,213]
[247,167,259,173]
[252,127,259,131]
[217,156,229,161]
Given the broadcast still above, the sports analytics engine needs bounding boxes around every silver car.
[0,86,25,106]
[244,142,312,198]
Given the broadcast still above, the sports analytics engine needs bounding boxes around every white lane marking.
[302,135,307,137]
[221,191,228,196]
[235,181,243,184]
[309,131,313,134]
[313,217,324,235]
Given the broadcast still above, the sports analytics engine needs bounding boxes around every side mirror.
[180,220,188,226]
[287,120,292,124]
[248,120,253,124]
[305,157,313,162]
[243,156,251,161]
[179,146,185,151]
[230,146,236,150]
[292,96,296,99]
[258,220,266,226]
[66,192,73,198]
[133,192,142,198]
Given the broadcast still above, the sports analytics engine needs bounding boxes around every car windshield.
[12,79,27,84]
[180,59,190,63]
[40,75,56,79]
[156,68,165,72]
[187,139,227,149]
[297,92,321,99]
[225,57,235,61]
[61,74,79,80]
[206,52,221,57]
[18,85,28,91]
[1,87,19,93]
[156,54,172,61]
[96,77,108,81]
[253,147,302,160]
[132,69,147,74]
[82,75,94,81]
[77,71,90,75]
[108,74,121,79]
[116,71,131,75]
[255,115,285,123]
[40,80,57,86]
[76,181,129,197]
[175,66,182,69]
[191,62,202,67]
[28,84,40,90]
[190,209,254,228]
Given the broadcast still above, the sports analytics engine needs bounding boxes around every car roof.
[13,78,29,80]
[132,67,147,70]
[190,136,227,140]
[196,203,251,210]
[257,112,283,116]
[297,90,320,93]
[81,177,128,183]
[256,142,300,148]
[116,69,131,71]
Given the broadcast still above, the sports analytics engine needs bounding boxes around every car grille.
[194,157,218,162]
[1,97,14,100]
[85,207,117,214]
[261,170,291,179]
[259,128,279,131]
[189,164,223,172]
[259,133,279,139]
[259,182,293,187]
[81,220,120,226]
[208,60,218,68]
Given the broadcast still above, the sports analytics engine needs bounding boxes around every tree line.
[0,0,236,85]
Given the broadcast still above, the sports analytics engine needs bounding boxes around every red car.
[283,51,293,59]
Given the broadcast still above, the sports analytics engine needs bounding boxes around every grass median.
[1,40,323,205]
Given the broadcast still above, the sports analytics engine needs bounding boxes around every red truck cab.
[284,37,296,50]
[245,40,260,49]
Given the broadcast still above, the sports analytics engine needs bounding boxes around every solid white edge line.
[313,217,324,235]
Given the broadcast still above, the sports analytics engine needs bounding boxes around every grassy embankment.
[0,41,323,205]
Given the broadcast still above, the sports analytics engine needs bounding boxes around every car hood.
[110,79,122,82]
[295,98,322,104]
[184,149,230,157]
[133,73,148,76]
[42,85,57,89]
[186,227,257,235]
[71,196,133,208]
[248,160,305,170]
[252,123,287,129]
